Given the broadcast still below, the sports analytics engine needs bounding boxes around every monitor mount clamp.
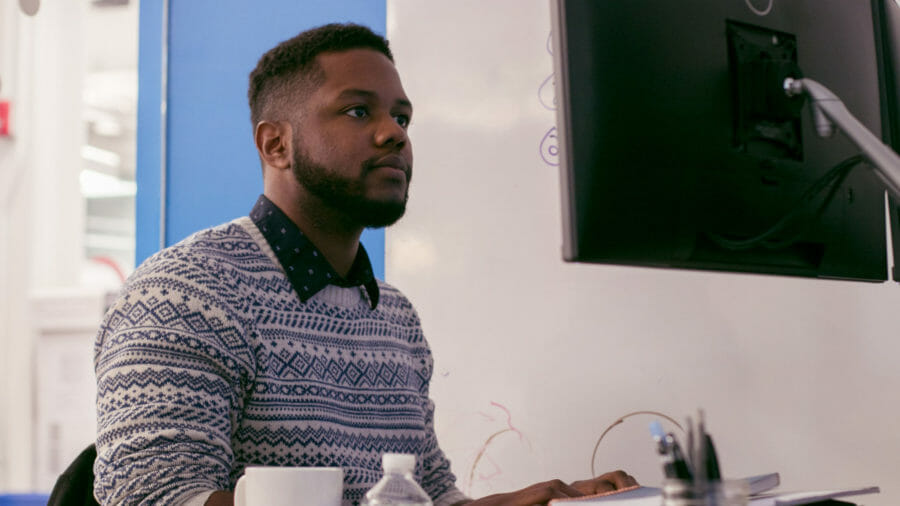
[784,76,900,199]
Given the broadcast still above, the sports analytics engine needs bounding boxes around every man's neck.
[264,191,362,278]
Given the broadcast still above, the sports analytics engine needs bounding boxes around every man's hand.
[570,470,638,496]
[465,479,586,505]
[462,470,638,506]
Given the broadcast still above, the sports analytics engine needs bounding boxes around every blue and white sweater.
[93,216,466,506]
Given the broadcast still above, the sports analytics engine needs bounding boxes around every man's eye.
[394,114,410,128]
[345,107,368,119]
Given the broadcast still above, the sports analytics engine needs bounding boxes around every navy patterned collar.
[250,195,379,309]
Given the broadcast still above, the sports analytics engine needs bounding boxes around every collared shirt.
[249,194,380,308]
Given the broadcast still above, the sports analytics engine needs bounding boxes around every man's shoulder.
[169,216,257,251]
[130,217,268,281]
[142,217,257,262]
[375,280,419,314]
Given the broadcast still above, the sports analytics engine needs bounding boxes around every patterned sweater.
[93,216,467,506]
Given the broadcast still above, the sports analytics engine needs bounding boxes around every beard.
[291,147,409,229]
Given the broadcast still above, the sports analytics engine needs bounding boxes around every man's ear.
[254,120,293,171]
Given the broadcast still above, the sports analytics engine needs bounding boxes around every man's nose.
[374,116,408,148]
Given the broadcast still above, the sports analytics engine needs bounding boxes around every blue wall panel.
[135,0,165,265]
[137,0,387,278]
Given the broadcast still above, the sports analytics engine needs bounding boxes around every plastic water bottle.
[360,453,433,506]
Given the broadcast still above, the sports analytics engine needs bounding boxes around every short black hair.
[247,23,394,126]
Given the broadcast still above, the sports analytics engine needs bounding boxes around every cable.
[744,0,774,16]
[706,157,852,250]
[706,155,865,251]
[761,156,857,250]
[590,410,684,478]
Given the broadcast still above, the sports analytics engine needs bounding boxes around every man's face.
[290,48,413,228]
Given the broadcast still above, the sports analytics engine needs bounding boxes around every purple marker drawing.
[538,73,557,111]
[540,127,559,167]
[540,31,559,168]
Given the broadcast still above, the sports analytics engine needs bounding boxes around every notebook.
[548,473,879,506]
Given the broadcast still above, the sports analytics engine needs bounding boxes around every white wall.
[386,1,900,504]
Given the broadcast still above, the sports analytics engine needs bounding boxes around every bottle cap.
[382,453,416,473]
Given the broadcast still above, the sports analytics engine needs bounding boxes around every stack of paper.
[549,473,879,505]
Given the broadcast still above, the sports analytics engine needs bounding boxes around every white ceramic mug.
[234,466,344,506]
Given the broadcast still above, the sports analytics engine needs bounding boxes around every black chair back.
[47,444,100,506]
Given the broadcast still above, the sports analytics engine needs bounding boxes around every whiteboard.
[385,1,900,504]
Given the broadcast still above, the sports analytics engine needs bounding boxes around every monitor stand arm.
[784,77,900,199]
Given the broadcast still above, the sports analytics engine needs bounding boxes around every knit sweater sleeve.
[422,394,469,506]
[398,296,467,506]
[93,248,255,505]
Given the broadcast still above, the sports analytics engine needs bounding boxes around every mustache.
[364,154,412,181]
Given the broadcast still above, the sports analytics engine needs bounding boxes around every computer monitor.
[876,0,900,281]
[551,0,895,282]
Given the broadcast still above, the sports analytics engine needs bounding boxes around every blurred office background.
[0,0,137,494]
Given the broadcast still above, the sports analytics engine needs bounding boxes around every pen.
[649,421,677,479]
[703,433,721,480]
[649,421,693,481]
[686,416,695,476]
[649,420,668,454]
[695,411,706,485]
[698,410,721,481]
[667,433,694,481]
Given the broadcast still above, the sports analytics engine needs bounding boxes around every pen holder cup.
[661,479,749,506]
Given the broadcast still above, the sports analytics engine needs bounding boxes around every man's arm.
[449,471,637,506]
[198,471,635,506]
[94,255,254,505]
[204,491,234,506]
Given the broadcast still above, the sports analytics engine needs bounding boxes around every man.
[94,23,635,505]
